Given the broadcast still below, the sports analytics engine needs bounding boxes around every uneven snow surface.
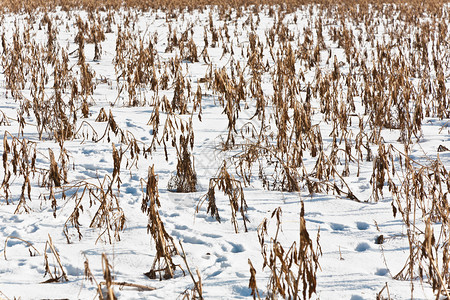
[0,3,449,299]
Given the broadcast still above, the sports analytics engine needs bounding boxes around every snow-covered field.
[0,2,449,299]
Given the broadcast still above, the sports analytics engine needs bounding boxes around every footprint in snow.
[180,235,207,245]
[233,285,253,296]
[228,242,245,253]
[329,223,347,231]
[375,268,389,276]
[174,224,189,230]
[235,272,246,278]
[204,233,222,239]
[9,215,23,223]
[124,186,138,195]
[216,256,227,263]
[26,224,38,233]
[18,259,26,267]
[355,242,371,252]
[356,222,370,230]
[208,270,222,277]
[171,230,207,245]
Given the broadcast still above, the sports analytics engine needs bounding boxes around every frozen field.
[0,2,449,299]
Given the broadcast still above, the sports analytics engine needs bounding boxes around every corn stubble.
[0,0,449,298]
[142,166,183,280]
[198,162,248,233]
[248,206,321,300]
[42,234,68,283]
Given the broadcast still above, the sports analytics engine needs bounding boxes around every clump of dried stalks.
[84,254,155,300]
[197,162,248,233]
[114,23,159,107]
[166,116,197,193]
[249,206,321,299]
[385,149,450,298]
[42,234,68,283]
[2,132,38,212]
[62,173,125,244]
[179,241,203,300]
[142,166,183,280]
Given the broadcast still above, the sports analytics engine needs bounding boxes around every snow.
[0,3,449,299]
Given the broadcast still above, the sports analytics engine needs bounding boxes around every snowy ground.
[0,3,449,299]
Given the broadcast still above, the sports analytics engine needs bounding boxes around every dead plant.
[167,117,197,193]
[2,236,41,260]
[141,166,184,280]
[197,162,248,233]
[179,241,203,300]
[250,205,321,299]
[42,234,68,283]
